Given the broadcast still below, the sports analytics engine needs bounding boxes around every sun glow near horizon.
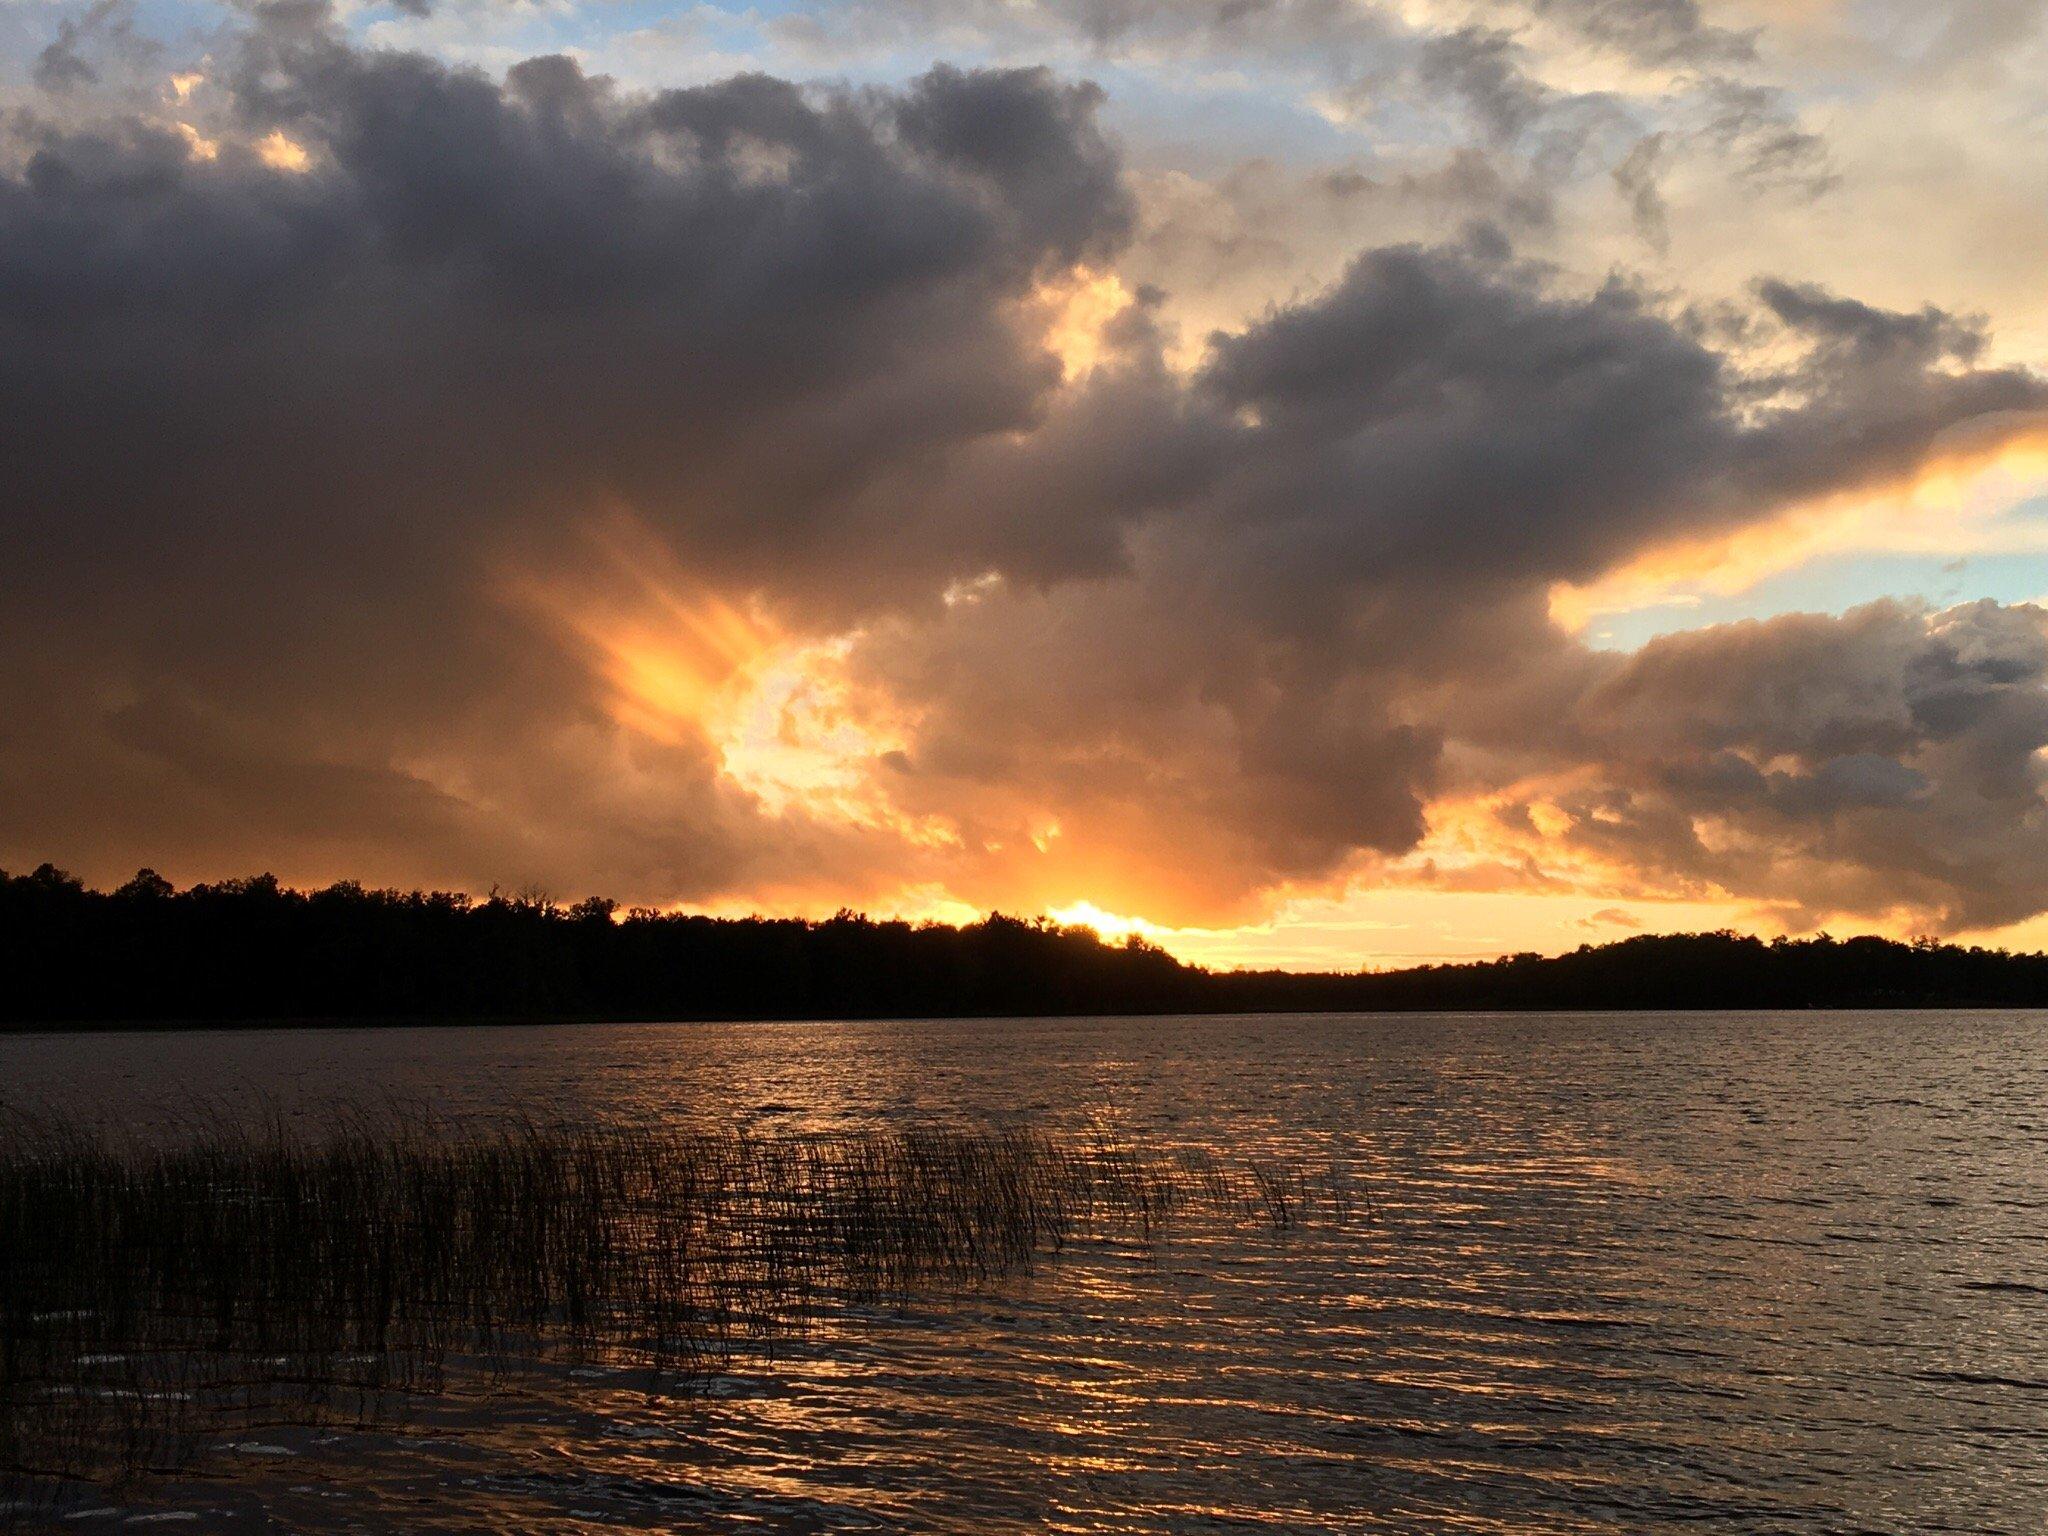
[494,500,2048,974]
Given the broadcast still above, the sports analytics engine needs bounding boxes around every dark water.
[6,1010,2048,1532]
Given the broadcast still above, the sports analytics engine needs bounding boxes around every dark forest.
[7,864,2048,1027]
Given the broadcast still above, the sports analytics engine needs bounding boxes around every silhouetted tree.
[3,864,2045,1027]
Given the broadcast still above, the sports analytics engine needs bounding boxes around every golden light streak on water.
[14,1011,2048,1531]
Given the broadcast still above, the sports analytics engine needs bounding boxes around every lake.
[4,1010,2047,1532]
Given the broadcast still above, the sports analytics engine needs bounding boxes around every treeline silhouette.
[6,863,2048,1027]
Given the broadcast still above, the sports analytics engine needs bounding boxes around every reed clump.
[0,1109,1340,1500]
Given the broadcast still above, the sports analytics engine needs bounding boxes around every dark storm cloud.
[6,16,1130,593]
[1197,245,1736,590]
[1519,601,2048,930]
[4,12,2046,935]
[0,11,1134,895]
[846,248,2048,917]
[1190,248,2039,601]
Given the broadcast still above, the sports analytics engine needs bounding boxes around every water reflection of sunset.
[21,1013,2037,1529]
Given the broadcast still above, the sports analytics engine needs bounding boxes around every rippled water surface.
[7,1010,2048,1532]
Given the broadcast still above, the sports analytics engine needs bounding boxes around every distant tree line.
[5,863,2048,1027]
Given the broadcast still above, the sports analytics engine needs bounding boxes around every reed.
[0,1108,1340,1504]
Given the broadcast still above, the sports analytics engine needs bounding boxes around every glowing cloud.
[1033,267,1136,381]
[505,519,776,747]
[706,639,957,846]
[1552,412,2048,631]
[256,131,312,173]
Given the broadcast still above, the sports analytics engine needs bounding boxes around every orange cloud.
[506,516,776,747]
[1031,266,1136,381]
[507,514,962,868]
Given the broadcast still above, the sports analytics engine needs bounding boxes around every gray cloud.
[843,249,2047,917]
[1516,601,2048,930]
[3,13,2046,937]
[1192,248,2038,601]
[742,0,1833,277]
[1528,0,1755,68]
[1697,80,1835,197]
[1418,27,1552,145]
[5,12,1133,590]
[31,0,160,94]
[0,11,1135,896]
[1612,132,1668,252]
[768,0,1404,74]
[1758,278,1988,371]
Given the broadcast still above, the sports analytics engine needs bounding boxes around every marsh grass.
[0,1108,1344,1506]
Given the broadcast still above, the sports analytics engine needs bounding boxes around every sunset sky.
[5,0,2048,967]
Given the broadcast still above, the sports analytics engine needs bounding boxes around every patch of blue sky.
[110,0,223,40]
[325,0,1456,184]
[713,0,810,18]
[1093,66,1379,169]
[0,4,68,85]
[2,0,226,83]
[1588,544,2048,651]
[10,0,1400,174]
[413,6,1386,168]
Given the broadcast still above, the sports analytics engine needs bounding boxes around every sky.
[5,0,2048,969]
